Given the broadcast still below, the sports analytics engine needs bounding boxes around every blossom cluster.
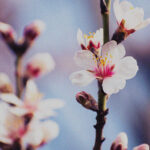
[0,20,63,150]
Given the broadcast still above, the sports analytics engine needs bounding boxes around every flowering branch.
[93,1,111,150]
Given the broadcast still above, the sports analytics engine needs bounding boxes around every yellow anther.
[130,6,134,10]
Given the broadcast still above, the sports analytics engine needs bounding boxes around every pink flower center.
[94,64,115,79]
[26,64,41,77]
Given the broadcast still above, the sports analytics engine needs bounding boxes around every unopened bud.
[133,144,149,150]
[0,22,16,42]
[0,73,13,93]
[111,132,128,150]
[24,20,45,41]
[25,53,55,78]
[76,91,98,111]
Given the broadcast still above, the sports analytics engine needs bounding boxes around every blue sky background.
[0,0,150,149]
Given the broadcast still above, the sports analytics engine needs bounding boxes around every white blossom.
[25,53,55,78]
[70,41,138,95]
[114,0,150,32]
[0,80,64,119]
[77,28,103,51]
[23,120,59,148]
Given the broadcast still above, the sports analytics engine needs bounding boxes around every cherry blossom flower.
[70,41,138,95]
[0,80,64,119]
[23,120,59,149]
[77,28,103,52]
[25,53,55,78]
[111,132,149,150]
[0,73,13,93]
[113,0,150,37]
[0,103,28,145]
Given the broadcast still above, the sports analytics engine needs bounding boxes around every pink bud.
[25,53,55,78]
[76,91,98,111]
[0,22,16,42]
[24,20,45,41]
[111,132,128,150]
[133,144,149,150]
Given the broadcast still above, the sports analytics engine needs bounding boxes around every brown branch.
[93,82,108,150]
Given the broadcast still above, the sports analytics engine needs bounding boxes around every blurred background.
[0,0,150,149]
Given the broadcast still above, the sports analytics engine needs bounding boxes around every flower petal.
[102,75,126,95]
[39,99,64,110]
[23,121,44,147]
[113,0,123,23]
[113,132,128,149]
[124,8,144,29]
[135,18,150,30]
[133,144,149,150]
[70,70,95,87]
[94,28,103,46]
[77,28,85,46]
[25,80,42,104]
[117,56,138,80]
[0,94,22,106]
[74,50,97,70]
[42,120,59,142]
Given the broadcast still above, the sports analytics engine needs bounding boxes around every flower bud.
[0,22,16,43]
[111,132,128,150]
[24,20,45,41]
[25,53,55,78]
[133,144,149,150]
[0,73,13,93]
[76,91,98,111]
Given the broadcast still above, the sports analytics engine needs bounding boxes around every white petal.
[114,132,128,149]
[70,70,95,87]
[23,121,44,147]
[74,50,97,70]
[0,73,11,87]
[113,0,123,23]
[102,41,117,56]
[94,28,103,46]
[133,144,149,150]
[0,94,22,106]
[116,44,126,59]
[35,109,56,119]
[9,107,27,116]
[135,18,150,30]
[42,120,59,142]
[0,136,12,144]
[102,41,124,65]
[102,75,126,95]
[25,80,42,104]
[77,29,85,46]
[117,56,138,80]
[39,99,64,110]
[124,8,144,29]
[120,1,133,12]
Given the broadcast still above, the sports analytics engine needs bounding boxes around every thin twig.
[93,82,108,150]
[15,55,23,98]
